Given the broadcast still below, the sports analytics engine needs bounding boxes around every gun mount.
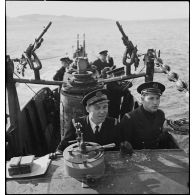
[116,21,140,75]
[16,22,52,80]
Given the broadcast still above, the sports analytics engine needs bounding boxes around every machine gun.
[116,21,139,75]
[19,22,52,80]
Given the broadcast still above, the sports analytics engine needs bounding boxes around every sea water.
[6,16,189,120]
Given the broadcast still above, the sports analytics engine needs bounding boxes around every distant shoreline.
[6,14,189,23]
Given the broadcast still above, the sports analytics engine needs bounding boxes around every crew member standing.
[53,57,73,81]
[93,50,114,75]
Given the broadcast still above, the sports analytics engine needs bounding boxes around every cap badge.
[153,83,159,89]
[96,91,102,97]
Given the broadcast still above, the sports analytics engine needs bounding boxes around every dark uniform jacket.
[53,66,65,81]
[107,82,135,120]
[93,58,114,74]
[107,82,124,119]
[57,115,120,152]
[119,105,166,149]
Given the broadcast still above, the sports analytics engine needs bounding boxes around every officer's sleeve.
[162,111,166,122]
[53,66,65,81]
[108,57,114,67]
[158,109,166,124]
[162,119,174,133]
[92,60,100,73]
[92,59,98,66]
[111,118,121,149]
[56,120,76,152]
[118,113,134,143]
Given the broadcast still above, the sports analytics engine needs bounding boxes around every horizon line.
[6,13,189,22]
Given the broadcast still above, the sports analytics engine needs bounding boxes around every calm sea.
[6,16,189,120]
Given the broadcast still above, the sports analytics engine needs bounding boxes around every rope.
[166,118,189,135]
[40,55,64,61]
[154,57,189,96]
[13,72,37,95]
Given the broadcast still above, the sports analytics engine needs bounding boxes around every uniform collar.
[99,58,107,63]
[141,105,157,119]
[88,114,102,133]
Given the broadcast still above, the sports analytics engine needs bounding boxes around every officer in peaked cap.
[56,88,133,153]
[119,81,178,150]
[60,57,73,64]
[99,50,108,55]
[53,57,73,81]
[92,50,114,75]
[137,81,165,96]
[82,89,110,107]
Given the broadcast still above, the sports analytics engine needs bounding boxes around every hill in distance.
[6,14,188,23]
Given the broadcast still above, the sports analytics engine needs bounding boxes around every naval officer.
[119,81,178,150]
[92,50,114,75]
[53,57,73,81]
[56,89,122,153]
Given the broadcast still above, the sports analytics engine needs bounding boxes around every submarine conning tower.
[60,57,103,140]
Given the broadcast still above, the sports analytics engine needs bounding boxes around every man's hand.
[55,150,63,155]
[162,120,173,133]
[107,55,114,66]
[120,141,134,155]
[101,67,111,78]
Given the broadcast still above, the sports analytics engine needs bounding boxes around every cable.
[40,55,64,61]
[13,72,38,95]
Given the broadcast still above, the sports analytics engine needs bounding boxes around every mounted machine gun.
[116,21,140,75]
[15,21,52,80]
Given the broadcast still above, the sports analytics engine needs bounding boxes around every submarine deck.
[6,149,189,194]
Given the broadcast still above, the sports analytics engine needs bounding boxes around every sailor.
[92,50,114,75]
[119,81,178,149]
[56,89,122,153]
[53,57,73,81]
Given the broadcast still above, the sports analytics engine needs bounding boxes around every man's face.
[86,102,108,124]
[61,61,69,68]
[141,93,160,113]
[99,54,107,62]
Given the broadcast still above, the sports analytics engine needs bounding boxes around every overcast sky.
[6,1,189,21]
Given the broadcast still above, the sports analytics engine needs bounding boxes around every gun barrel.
[116,21,127,38]
[116,21,134,49]
[116,21,122,30]
[36,21,52,42]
